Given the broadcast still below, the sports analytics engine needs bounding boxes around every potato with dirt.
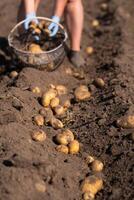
[31,130,46,142]
[74,85,91,101]
[81,175,103,195]
[55,129,74,145]
[117,115,134,129]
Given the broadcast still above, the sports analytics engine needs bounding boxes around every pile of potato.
[82,155,104,199]
[55,129,80,154]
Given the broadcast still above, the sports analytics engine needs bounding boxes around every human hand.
[24,12,38,30]
[48,16,60,37]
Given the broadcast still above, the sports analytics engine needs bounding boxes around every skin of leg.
[17,0,40,23]
[65,0,84,51]
[34,0,41,12]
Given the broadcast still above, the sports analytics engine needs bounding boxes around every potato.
[47,62,54,71]
[55,129,74,145]
[117,115,134,129]
[49,84,56,89]
[85,47,94,55]
[63,99,71,109]
[92,20,100,27]
[83,192,95,200]
[68,140,80,154]
[85,155,95,165]
[56,145,69,154]
[50,97,60,108]
[31,86,41,94]
[34,28,41,34]
[9,71,18,78]
[65,67,73,75]
[91,160,104,172]
[100,3,108,11]
[94,78,105,88]
[44,28,51,36]
[81,175,103,195]
[39,108,53,122]
[34,115,44,126]
[78,85,89,92]
[38,20,46,29]
[50,117,64,129]
[54,105,65,116]
[29,44,43,53]
[35,182,46,193]
[55,133,68,145]
[74,85,91,101]
[32,130,46,142]
[42,89,57,107]
[63,129,74,143]
[56,85,68,95]
[29,21,37,29]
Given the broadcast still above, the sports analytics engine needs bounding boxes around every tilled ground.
[0,0,134,200]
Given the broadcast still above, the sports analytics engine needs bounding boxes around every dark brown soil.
[0,0,134,200]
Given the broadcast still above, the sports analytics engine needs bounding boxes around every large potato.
[55,129,74,145]
[74,85,91,101]
[56,85,68,95]
[29,44,43,53]
[81,175,103,195]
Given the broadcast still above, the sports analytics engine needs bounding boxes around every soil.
[0,0,134,200]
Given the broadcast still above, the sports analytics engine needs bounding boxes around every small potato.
[29,21,37,29]
[47,62,54,71]
[38,20,46,29]
[34,115,44,126]
[69,140,80,154]
[83,192,95,200]
[85,47,94,55]
[74,85,91,101]
[55,133,68,145]
[50,117,64,129]
[91,160,104,172]
[81,175,103,195]
[92,20,100,27]
[63,99,71,109]
[44,28,51,36]
[100,3,108,11]
[63,129,74,143]
[31,86,41,94]
[35,182,46,193]
[65,67,73,75]
[42,89,57,107]
[34,28,41,34]
[56,145,69,154]
[85,155,95,165]
[50,97,60,108]
[117,115,134,129]
[29,44,43,53]
[54,105,65,116]
[9,71,18,78]
[94,78,105,88]
[39,108,53,123]
[55,130,74,145]
[56,85,68,95]
[32,130,46,142]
